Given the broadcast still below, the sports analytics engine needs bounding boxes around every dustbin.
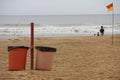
[35,46,56,71]
[8,46,29,70]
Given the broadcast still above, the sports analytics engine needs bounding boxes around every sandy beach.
[0,35,120,80]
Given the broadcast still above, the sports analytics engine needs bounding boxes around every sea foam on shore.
[0,24,120,38]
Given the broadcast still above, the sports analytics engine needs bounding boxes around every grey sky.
[0,0,120,15]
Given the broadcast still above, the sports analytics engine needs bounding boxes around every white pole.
[112,3,114,46]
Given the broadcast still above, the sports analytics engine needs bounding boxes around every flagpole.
[106,3,114,46]
[112,3,114,46]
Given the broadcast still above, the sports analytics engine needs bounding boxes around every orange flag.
[106,3,113,11]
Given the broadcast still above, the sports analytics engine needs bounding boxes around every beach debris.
[8,39,12,40]
[37,38,41,40]
[97,32,100,36]
[54,77,64,80]
[19,74,24,77]
[74,29,79,32]
[99,72,104,75]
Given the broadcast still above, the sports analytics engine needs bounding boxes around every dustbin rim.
[8,46,29,51]
[35,46,57,52]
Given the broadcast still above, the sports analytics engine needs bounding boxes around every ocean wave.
[0,24,119,38]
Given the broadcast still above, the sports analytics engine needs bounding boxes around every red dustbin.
[8,46,29,71]
[35,46,57,71]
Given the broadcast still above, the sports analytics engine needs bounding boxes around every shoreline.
[0,34,120,38]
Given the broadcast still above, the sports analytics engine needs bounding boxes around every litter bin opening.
[35,46,57,52]
[8,46,29,51]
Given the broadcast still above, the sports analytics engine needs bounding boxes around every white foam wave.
[0,24,119,38]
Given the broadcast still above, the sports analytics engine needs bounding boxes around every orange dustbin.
[8,46,29,71]
[35,46,57,71]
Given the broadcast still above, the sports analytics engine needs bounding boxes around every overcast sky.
[0,0,120,15]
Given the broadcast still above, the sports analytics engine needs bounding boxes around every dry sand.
[0,35,120,80]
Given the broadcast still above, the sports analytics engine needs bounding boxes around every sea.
[0,14,120,38]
